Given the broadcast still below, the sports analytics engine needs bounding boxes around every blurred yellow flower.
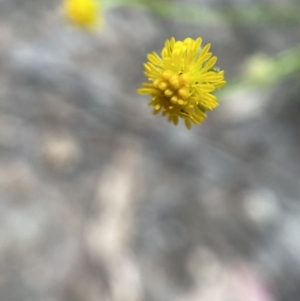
[137,37,226,129]
[63,0,101,30]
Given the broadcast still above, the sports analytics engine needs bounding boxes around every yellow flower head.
[63,0,101,30]
[137,37,226,129]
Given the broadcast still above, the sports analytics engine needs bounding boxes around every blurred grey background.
[0,0,300,300]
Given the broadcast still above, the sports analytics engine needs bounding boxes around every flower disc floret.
[137,37,226,129]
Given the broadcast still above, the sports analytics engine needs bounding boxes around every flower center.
[153,70,192,106]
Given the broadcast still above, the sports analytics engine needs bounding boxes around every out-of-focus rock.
[40,131,81,173]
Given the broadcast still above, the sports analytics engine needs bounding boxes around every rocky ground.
[0,1,300,301]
